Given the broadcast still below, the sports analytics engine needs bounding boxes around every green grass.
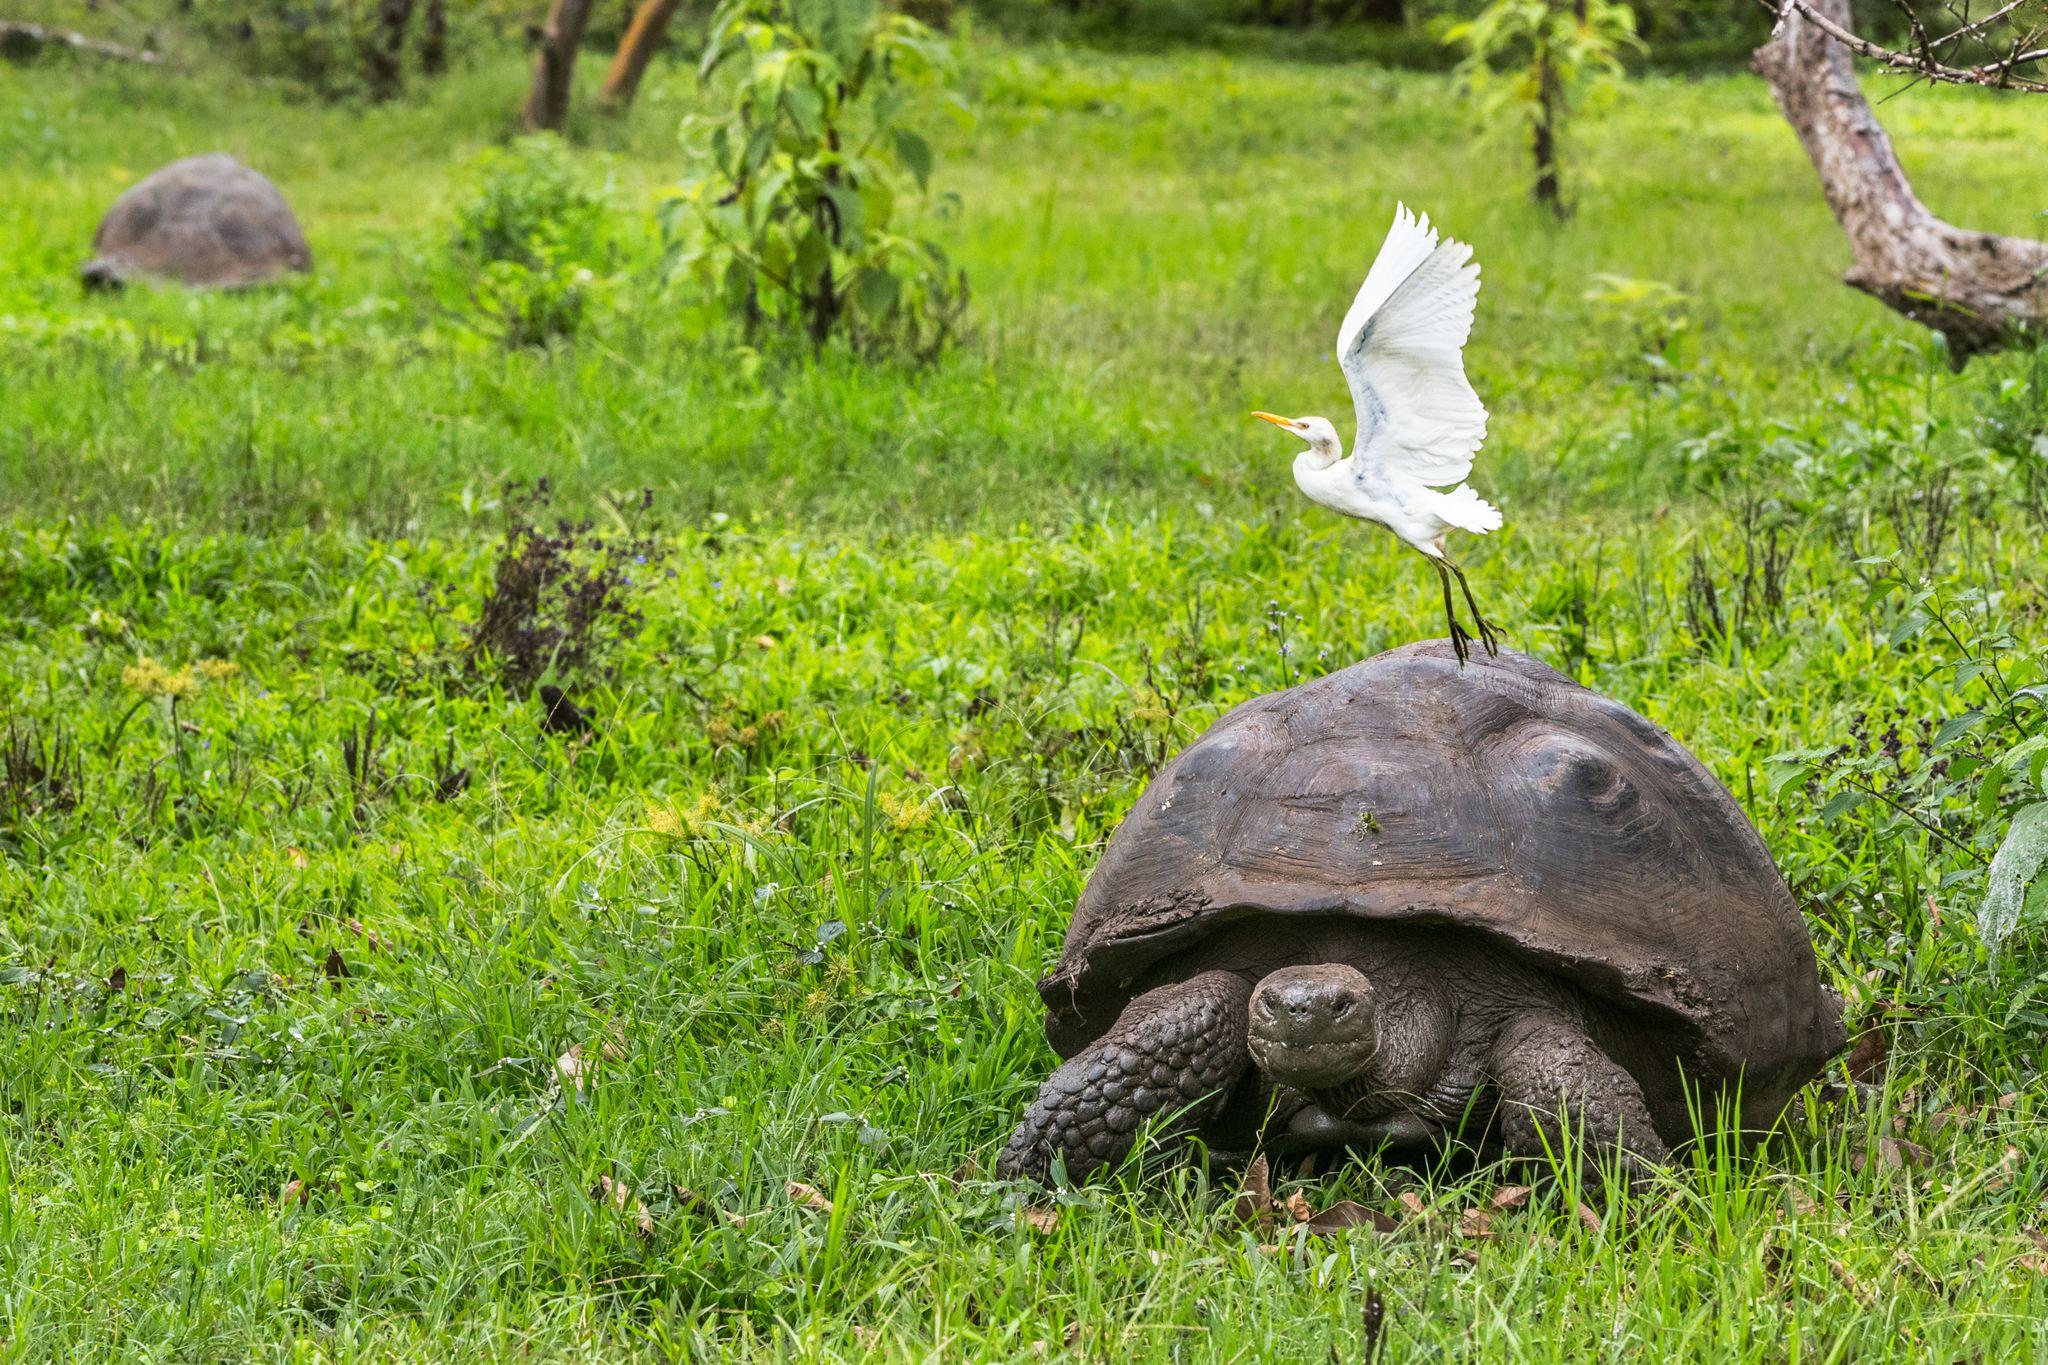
[2,31,2047,1361]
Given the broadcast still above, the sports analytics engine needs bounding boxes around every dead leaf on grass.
[1489,1184,1532,1212]
[555,1028,627,1096]
[1231,1154,1273,1228]
[1303,1201,1399,1236]
[786,1180,832,1213]
[1785,1186,1822,1216]
[1022,1204,1060,1234]
[673,1185,752,1228]
[1399,1191,1428,1220]
[1576,1202,1603,1233]
[278,1178,311,1207]
[1458,1207,1495,1241]
[1855,1136,1930,1174]
[1845,1025,1888,1085]
[594,1174,654,1237]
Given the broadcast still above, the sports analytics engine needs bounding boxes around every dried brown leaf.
[107,966,127,993]
[322,946,350,982]
[1576,1202,1603,1233]
[345,918,387,952]
[1303,1201,1398,1236]
[1845,1026,1888,1085]
[673,1184,752,1228]
[1398,1191,1427,1219]
[948,1158,980,1187]
[1488,1184,1532,1212]
[555,1029,627,1096]
[1022,1204,1060,1234]
[278,1178,311,1207]
[1828,1257,1875,1307]
[1785,1186,1822,1216]
[1856,1136,1930,1174]
[1283,1190,1314,1225]
[1231,1154,1273,1228]
[787,1180,832,1213]
[1458,1207,1495,1240]
[286,845,309,870]
[594,1174,654,1237]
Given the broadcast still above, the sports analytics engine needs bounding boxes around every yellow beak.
[1251,411,1295,430]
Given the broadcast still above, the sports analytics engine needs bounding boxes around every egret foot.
[1446,559,1501,658]
[1432,558,1479,666]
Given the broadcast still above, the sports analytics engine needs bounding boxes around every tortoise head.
[1246,963,1380,1091]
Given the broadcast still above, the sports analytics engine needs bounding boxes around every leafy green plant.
[664,0,968,357]
[451,136,613,348]
[1767,567,2048,962]
[1445,0,1643,218]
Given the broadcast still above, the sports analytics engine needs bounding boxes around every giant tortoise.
[998,640,1845,1183]
[82,153,311,289]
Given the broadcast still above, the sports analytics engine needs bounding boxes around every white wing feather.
[1336,204,1488,488]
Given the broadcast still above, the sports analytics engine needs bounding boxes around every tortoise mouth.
[1246,964,1379,1090]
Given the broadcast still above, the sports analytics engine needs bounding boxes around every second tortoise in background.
[82,153,312,290]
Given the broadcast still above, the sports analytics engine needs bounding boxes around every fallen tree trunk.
[599,0,687,114]
[523,0,598,132]
[0,20,167,66]
[1753,0,2048,367]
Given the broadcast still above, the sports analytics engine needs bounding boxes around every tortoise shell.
[1040,640,1844,1123]
[83,154,311,289]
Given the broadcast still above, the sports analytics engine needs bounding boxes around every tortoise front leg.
[1486,1012,1671,1189]
[997,971,1251,1182]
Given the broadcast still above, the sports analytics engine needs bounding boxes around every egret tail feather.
[1429,484,1502,535]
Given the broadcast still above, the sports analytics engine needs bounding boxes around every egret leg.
[1445,559,1501,658]
[1431,558,1473,666]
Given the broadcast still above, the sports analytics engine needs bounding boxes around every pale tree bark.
[599,0,687,114]
[524,0,599,132]
[1753,0,2048,366]
[0,20,168,65]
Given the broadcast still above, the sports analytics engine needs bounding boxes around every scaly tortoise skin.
[999,640,1845,1184]
[82,154,311,289]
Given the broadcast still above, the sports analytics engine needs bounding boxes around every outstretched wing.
[1336,204,1487,488]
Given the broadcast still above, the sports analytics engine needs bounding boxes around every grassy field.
[2,28,2047,1362]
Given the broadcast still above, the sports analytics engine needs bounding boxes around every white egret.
[1254,204,1502,664]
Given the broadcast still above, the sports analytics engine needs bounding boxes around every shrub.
[468,481,665,692]
[1444,0,1643,218]
[451,136,613,347]
[663,0,969,358]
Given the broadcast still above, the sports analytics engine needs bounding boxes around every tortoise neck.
[1315,981,1457,1120]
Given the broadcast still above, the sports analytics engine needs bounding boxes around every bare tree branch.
[1754,0,2048,365]
[1753,0,2048,91]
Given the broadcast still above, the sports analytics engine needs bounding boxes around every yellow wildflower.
[646,791,722,839]
[196,659,240,681]
[122,656,198,699]
[877,791,934,831]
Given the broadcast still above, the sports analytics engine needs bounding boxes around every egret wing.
[1336,206,1487,488]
